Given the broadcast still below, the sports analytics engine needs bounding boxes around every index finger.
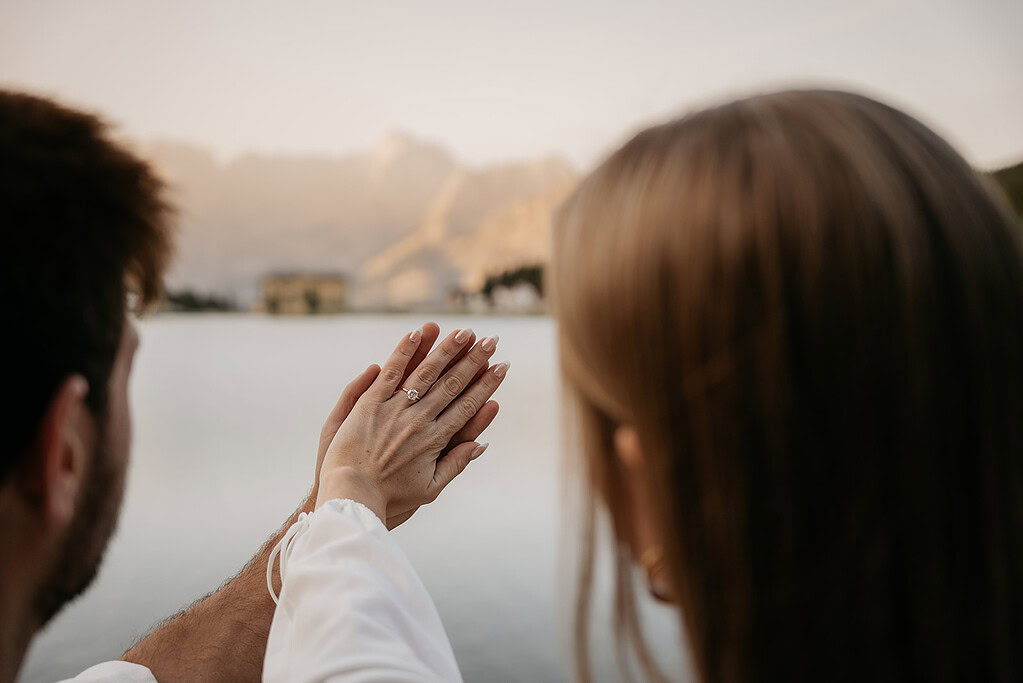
[401,322,441,384]
[365,327,425,400]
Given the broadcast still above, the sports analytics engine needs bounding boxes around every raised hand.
[313,323,499,528]
[315,324,509,523]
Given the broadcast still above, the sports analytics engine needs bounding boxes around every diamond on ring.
[402,387,420,402]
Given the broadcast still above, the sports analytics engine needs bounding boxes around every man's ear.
[22,375,92,526]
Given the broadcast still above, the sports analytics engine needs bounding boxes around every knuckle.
[428,432,449,451]
[442,375,463,398]
[443,337,463,355]
[394,342,414,360]
[408,411,430,429]
[458,396,479,419]
[416,365,439,385]
[381,366,402,384]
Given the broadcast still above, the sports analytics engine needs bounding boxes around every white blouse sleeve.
[263,499,463,683]
[57,661,157,682]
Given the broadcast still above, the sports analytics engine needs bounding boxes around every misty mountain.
[357,159,576,309]
[136,134,576,307]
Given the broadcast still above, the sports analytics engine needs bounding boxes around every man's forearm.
[121,495,314,682]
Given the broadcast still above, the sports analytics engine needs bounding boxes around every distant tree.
[992,161,1023,223]
[481,264,544,300]
[304,289,320,314]
[164,289,238,312]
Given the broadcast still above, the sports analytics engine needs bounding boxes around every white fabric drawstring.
[267,511,310,605]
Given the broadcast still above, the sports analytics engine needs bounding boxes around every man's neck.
[0,564,40,683]
[0,504,45,683]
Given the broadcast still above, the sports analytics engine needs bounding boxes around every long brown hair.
[553,90,1023,682]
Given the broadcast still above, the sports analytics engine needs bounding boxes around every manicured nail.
[409,327,422,343]
[470,442,490,460]
[481,335,499,352]
[493,361,511,378]
[455,328,472,344]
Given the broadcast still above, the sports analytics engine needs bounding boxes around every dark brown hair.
[553,90,1023,682]
[2,91,172,478]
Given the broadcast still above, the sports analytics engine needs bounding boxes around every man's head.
[0,90,171,628]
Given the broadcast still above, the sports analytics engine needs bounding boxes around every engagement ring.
[400,386,420,402]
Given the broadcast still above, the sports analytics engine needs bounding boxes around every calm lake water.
[19,315,686,682]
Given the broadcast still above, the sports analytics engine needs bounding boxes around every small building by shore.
[260,272,347,315]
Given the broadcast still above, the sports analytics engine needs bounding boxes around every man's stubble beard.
[34,422,127,627]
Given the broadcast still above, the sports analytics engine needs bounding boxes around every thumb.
[319,364,381,445]
[316,363,381,485]
[336,363,381,418]
[432,441,489,493]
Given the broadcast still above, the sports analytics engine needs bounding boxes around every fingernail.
[455,328,472,344]
[493,360,511,378]
[471,442,490,460]
[481,335,499,352]
[409,327,422,343]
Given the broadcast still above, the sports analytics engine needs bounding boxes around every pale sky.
[1,0,1020,170]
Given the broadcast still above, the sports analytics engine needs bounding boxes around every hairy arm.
[120,495,315,682]
[120,359,382,682]
[120,324,498,681]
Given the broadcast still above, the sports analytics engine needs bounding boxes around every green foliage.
[304,290,320,314]
[992,161,1023,222]
[481,264,544,299]
[164,289,237,312]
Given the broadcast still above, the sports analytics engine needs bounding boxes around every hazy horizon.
[2,0,1021,171]
[4,0,1020,311]
[107,125,1023,175]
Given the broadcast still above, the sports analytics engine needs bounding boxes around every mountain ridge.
[133,133,577,307]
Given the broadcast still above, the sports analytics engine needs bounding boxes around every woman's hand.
[315,324,510,523]
[311,323,499,528]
